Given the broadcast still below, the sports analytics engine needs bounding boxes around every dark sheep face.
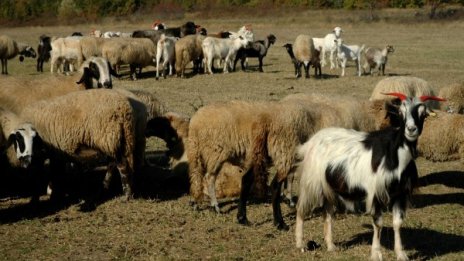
[7,123,40,169]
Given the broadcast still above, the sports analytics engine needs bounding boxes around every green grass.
[1,9,464,261]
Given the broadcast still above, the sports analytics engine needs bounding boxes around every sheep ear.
[76,67,93,89]
[6,133,16,149]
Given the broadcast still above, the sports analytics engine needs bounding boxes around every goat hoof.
[275,222,289,231]
[237,216,250,226]
[306,240,321,251]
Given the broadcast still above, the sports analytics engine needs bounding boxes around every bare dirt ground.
[1,9,463,260]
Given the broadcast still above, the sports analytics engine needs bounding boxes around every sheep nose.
[103,81,112,89]
[407,126,417,133]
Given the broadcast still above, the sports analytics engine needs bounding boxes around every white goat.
[156,34,178,80]
[202,35,251,74]
[320,26,343,69]
[334,39,365,77]
[295,93,445,261]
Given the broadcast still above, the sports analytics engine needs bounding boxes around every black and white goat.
[233,34,276,72]
[294,93,445,261]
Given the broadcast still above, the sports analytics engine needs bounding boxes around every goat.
[295,93,445,261]
[334,39,365,77]
[36,35,52,72]
[202,36,251,74]
[363,45,395,76]
[233,34,276,72]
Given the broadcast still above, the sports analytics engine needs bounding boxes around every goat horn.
[382,92,408,101]
[419,95,446,102]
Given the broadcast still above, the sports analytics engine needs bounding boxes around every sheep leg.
[303,62,310,78]
[3,59,7,74]
[271,177,289,230]
[117,162,133,200]
[323,203,337,251]
[371,205,383,261]
[1,59,4,74]
[392,202,409,261]
[236,168,254,226]
[205,173,221,213]
[282,173,296,208]
[258,57,263,72]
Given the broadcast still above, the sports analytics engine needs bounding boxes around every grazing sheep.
[156,34,178,80]
[363,45,395,76]
[438,83,464,113]
[0,107,44,202]
[233,34,276,72]
[0,35,37,75]
[334,39,364,77]
[19,89,145,200]
[295,93,443,260]
[283,43,321,78]
[370,76,440,111]
[174,34,206,78]
[36,35,52,72]
[293,35,319,78]
[102,38,157,80]
[0,56,116,114]
[418,111,464,161]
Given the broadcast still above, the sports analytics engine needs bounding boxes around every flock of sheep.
[1,20,464,261]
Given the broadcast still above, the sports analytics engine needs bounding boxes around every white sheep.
[363,45,395,76]
[294,93,442,260]
[438,83,464,113]
[334,39,364,77]
[19,89,146,200]
[50,36,83,73]
[0,35,37,75]
[156,34,178,80]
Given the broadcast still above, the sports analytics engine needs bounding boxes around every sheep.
[175,34,206,78]
[363,45,395,76]
[370,76,440,111]
[317,26,343,69]
[294,93,445,260]
[0,56,116,114]
[101,38,157,80]
[233,34,276,72]
[156,34,178,80]
[0,35,37,75]
[36,35,52,73]
[292,35,319,78]
[438,83,464,113]
[133,21,198,45]
[152,20,167,30]
[418,110,464,162]
[334,39,364,77]
[50,36,83,73]
[283,43,321,78]
[0,107,44,202]
[202,35,251,74]
[19,89,145,200]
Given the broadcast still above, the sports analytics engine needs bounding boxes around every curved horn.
[419,95,446,102]
[382,92,408,101]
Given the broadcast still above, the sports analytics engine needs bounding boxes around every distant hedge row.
[0,0,462,24]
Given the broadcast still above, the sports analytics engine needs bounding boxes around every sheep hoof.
[237,216,250,226]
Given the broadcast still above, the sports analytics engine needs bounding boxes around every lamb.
[156,34,178,80]
[0,35,37,75]
[418,111,464,162]
[295,93,444,260]
[174,34,206,78]
[292,35,319,78]
[36,35,52,72]
[315,26,343,69]
[283,43,321,78]
[363,45,395,76]
[19,89,145,200]
[202,35,252,74]
[0,56,116,114]
[101,38,157,80]
[334,39,364,77]
[438,83,464,113]
[370,76,440,111]
[233,34,276,72]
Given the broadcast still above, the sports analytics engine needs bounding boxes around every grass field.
[1,9,464,260]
